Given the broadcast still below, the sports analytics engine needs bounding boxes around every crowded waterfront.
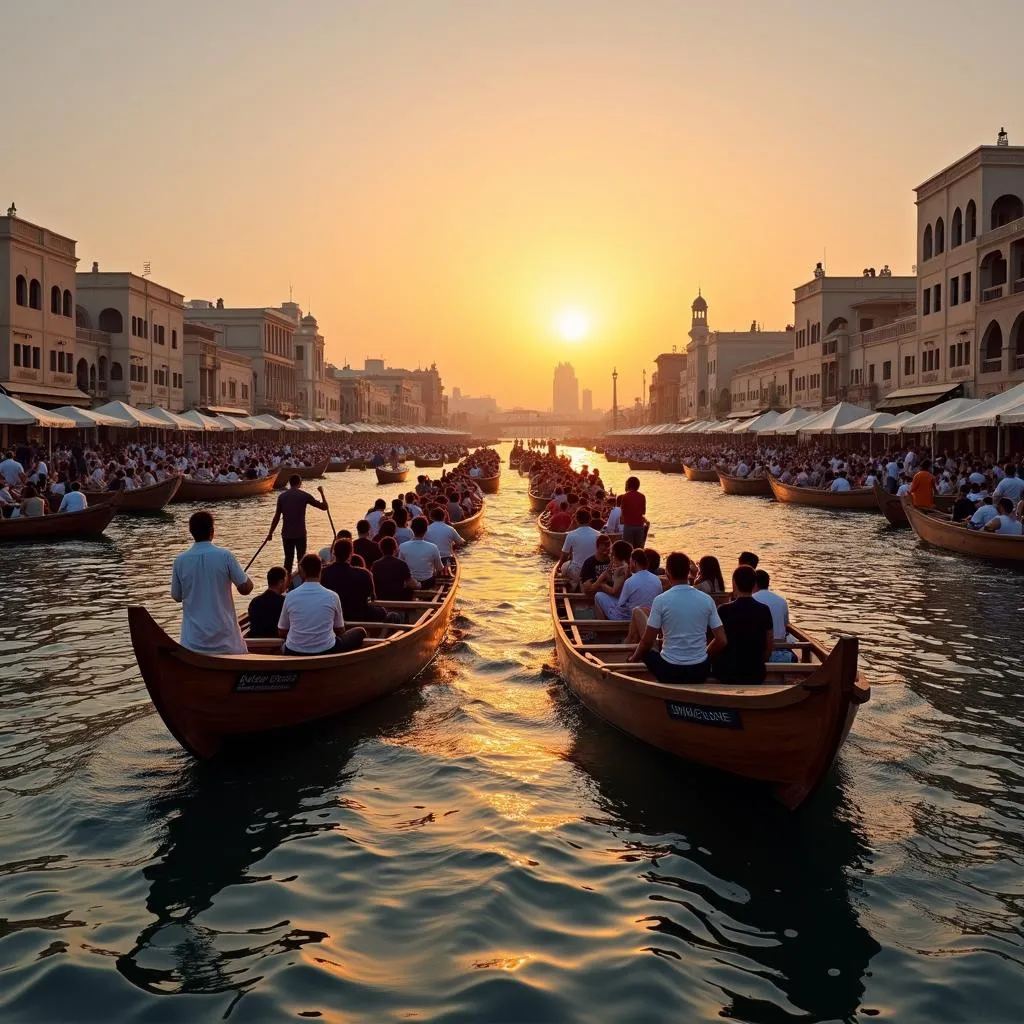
[1,439,1023,1021]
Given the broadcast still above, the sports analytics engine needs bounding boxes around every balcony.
[1016,353,1024,371]
[862,317,918,345]
[981,358,1002,374]
[981,285,1004,303]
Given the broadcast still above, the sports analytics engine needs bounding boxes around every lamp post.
[612,367,619,430]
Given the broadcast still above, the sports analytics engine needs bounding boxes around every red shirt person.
[619,476,647,548]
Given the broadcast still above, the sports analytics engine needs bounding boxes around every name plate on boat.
[665,700,742,729]
[235,671,300,692]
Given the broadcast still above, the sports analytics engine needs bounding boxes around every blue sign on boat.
[665,700,742,729]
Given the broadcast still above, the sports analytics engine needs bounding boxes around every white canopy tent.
[731,410,780,434]
[755,408,814,435]
[92,401,169,429]
[938,382,1024,431]
[776,402,873,436]
[834,411,911,434]
[877,398,980,434]
[50,405,125,428]
[147,407,203,431]
[180,410,225,431]
[0,394,77,428]
[209,414,252,431]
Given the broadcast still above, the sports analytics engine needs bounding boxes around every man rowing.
[267,475,330,573]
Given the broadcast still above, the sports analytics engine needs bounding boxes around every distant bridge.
[481,413,604,433]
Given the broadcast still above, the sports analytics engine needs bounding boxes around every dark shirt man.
[322,540,378,621]
[952,486,975,523]
[371,536,416,601]
[268,476,328,572]
[353,519,382,569]
[714,565,774,683]
[580,535,613,598]
[247,566,289,637]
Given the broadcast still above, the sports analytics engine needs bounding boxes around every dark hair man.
[354,519,382,569]
[372,535,419,601]
[278,553,366,655]
[713,566,774,684]
[620,476,646,549]
[247,566,289,638]
[267,476,329,573]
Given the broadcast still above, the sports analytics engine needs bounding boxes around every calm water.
[2,443,1024,1023]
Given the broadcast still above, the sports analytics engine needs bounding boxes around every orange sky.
[4,1,1020,409]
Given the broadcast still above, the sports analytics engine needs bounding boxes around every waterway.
[1,442,1023,1022]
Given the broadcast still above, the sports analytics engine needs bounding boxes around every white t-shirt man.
[278,581,344,654]
[604,506,622,534]
[0,458,24,487]
[969,504,998,529]
[597,569,664,621]
[58,490,88,513]
[993,475,1024,504]
[367,509,386,534]
[990,514,1023,536]
[170,541,249,654]
[753,588,789,640]
[561,525,600,575]
[830,477,851,492]
[647,585,723,666]
[425,520,462,558]
[399,538,444,581]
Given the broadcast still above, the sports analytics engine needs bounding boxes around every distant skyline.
[4,0,1022,408]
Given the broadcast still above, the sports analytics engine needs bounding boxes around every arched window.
[922,224,933,261]
[76,358,89,390]
[935,217,945,255]
[826,316,849,334]
[15,275,27,306]
[966,200,977,240]
[89,363,97,390]
[98,356,108,383]
[98,308,124,333]
[51,285,62,314]
[131,315,137,336]
[110,361,123,381]
[698,388,706,408]
[63,289,72,317]
[29,279,41,309]
[951,207,963,247]
[1011,312,1024,365]
[981,321,1003,371]
[76,305,91,328]
[991,194,1024,230]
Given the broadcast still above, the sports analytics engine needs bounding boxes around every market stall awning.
[875,382,962,411]
[50,405,126,428]
[879,397,980,433]
[0,393,77,428]
[834,411,906,434]
[938,382,1024,430]
[776,402,873,435]
[147,407,204,431]
[0,381,92,408]
[209,414,252,431]
[206,405,251,417]
[180,410,225,431]
[755,407,814,434]
[92,401,170,428]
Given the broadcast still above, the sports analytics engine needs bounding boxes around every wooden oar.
[319,486,338,544]
[243,536,269,574]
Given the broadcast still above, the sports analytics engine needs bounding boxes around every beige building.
[649,350,686,423]
[1,211,88,408]
[184,299,298,417]
[182,321,253,415]
[332,359,427,424]
[288,305,340,422]
[75,266,187,412]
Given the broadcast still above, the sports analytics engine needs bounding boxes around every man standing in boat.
[266,474,330,574]
[171,510,254,655]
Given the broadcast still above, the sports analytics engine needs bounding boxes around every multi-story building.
[679,294,792,419]
[76,265,187,412]
[331,359,427,424]
[182,321,253,416]
[553,362,579,416]
[1,210,88,408]
[287,305,340,422]
[581,388,593,414]
[183,299,298,417]
[649,351,686,423]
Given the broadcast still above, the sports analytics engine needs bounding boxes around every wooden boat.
[768,475,877,511]
[325,461,349,473]
[528,490,550,514]
[348,459,368,471]
[627,460,661,471]
[128,564,461,759]
[375,465,410,485]
[717,471,772,496]
[903,499,1024,563]
[0,503,116,542]
[874,483,954,526]
[414,456,445,468]
[549,569,869,809]
[173,474,278,503]
[453,504,485,541]
[537,512,568,558]
[658,463,684,474]
[683,464,719,482]
[84,475,182,512]
[477,473,500,494]
[274,460,331,489]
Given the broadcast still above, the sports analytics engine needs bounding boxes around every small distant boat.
[274,460,331,489]
[874,483,954,526]
[0,503,116,542]
[528,490,550,514]
[683,464,719,482]
[414,456,445,468]
[658,463,684,474]
[376,465,410,485]
[549,568,870,809]
[453,504,485,541]
[348,459,368,471]
[173,475,278,503]
[476,473,500,494]
[768,475,877,511]
[717,472,771,496]
[627,460,661,471]
[903,499,1024,563]
[128,564,461,759]
[86,475,182,512]
[537,511,567,558]
[325,461,349,473]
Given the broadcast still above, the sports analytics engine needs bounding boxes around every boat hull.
[718,472,771,496]
[85,475,182,512]
[128,565,460,759]
[375,466,410,485]
[768,475,877,510]
[550,571,868,808]
[903,500,1024,563]
[274,460,330,488]
[477,473,500,494]
[658,463,684,474]
[414,457,445,468]
[325,461,349,473]
[683,465,719,482]
[528,491,549,514]
[537,514,566,558]
[0,503,116,542]
[875,484,953,525]
[173,474,278,502]
[453,505,485,541]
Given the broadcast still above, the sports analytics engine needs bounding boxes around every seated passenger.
[983,497,1023,535]
[247,566,289,638]
[278,554,366,655]
[712,566,774,683]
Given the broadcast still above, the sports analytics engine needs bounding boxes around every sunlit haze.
[4,0,1021,409]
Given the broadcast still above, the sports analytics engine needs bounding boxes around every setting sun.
[555,308,591,343]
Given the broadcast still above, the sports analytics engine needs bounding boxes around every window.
[171,329,177,349]
[131,316,138,336]
[965,200,977,241]
[31,346,40,369]
[229,381,237,399]
[923,223,933,260]
[883,360,892,381]
[935,217,945,255]
[130,364,137,382]
[241,383,249,399]
[13,345,20,367]
[158,325,165,345]
[111,361,123,381]
[15,275,27,306]
[962,272,972,302]
[904,354,916,376]
[295,344,304,361]
[63,290,72,317]
[950,276,959,306]
[50,350,57,371]
[934,283,941,311]
[923,288,931,315]
[859,318,875,332]
[951,207,963,247]
[868,363,875,383]
[143,319,149,339]
[221,382,227,396]
[922,349,940,372]
[99,308,123,333]
[51,285,62,314]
